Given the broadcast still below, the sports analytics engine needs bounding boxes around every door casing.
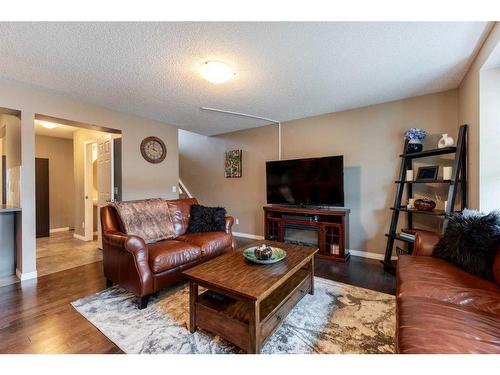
[97,135,114,249]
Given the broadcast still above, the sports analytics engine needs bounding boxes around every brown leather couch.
[396,230,500,353]
[101,198,236,309]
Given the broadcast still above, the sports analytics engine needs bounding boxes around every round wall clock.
[140,136,167,163]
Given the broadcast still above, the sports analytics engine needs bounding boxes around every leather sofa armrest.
[225,216,234,234]
[103,231,154,296]
[104,231,128,248]
[105,231,148,258]
[413,230,441,256]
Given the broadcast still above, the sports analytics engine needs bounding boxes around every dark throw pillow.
[187,204,227,233]
[433,209,500,281]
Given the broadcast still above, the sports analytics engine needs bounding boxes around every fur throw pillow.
[433,209,500,281]
[113,198,175,244]
[187,204,226,233]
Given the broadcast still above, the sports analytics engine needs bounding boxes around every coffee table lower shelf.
[189,267,313,353]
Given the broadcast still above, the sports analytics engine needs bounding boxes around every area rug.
[71,277,395,354]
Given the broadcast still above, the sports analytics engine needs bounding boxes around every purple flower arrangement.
[404,128,428,140]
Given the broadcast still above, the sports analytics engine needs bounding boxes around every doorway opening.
[34,114,122,277]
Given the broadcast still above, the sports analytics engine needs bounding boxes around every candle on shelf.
[443,167,452,180]
[408,198,416,209]
[406,170,414,181]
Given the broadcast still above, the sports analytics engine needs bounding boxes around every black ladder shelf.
[382,124,468,272]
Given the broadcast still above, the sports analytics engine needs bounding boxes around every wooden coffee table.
[182,240,318,353]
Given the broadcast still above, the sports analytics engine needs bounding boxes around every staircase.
[178,179,192,199]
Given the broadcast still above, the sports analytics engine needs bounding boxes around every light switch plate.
[235,218,239,225]
[172,186,177,193]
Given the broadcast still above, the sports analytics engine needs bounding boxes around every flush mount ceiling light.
[38,120,58,129]
[200,61,235,84]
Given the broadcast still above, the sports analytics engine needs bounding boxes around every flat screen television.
[266,155,344,206]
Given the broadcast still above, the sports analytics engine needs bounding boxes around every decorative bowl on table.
[243,244,287,264]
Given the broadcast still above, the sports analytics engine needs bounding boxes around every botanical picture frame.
[224,149,242,178]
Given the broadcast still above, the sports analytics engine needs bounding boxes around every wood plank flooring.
[0,236,395,354]
[0,262,120,354]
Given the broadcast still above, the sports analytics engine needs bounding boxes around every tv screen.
[266,156,344,206]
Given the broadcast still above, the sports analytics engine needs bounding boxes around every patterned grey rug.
[71,277,395,354]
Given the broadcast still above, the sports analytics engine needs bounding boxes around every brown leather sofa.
[101,198,236,309]
[396,230,500,353]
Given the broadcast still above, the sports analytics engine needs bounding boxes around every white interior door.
[83,142,95,241]
[97,135,114,249]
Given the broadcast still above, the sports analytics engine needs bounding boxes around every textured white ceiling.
[0,22,490,135]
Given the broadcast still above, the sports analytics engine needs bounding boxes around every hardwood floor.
[315,256,395,295]
[36,231,102,277]
[0,236,395,354]
[0,262,121,354]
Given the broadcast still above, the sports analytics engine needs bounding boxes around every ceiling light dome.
[200,61,235,84]
[39,121,58,129]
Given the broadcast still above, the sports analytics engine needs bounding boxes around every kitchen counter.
[0,207,20,280]
[0,205,21,213]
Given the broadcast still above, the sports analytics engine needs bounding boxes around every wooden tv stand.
[263,205,350,262]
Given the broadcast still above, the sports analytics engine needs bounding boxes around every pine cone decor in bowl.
[254,244,273,260]
[414,198,436,211]
[243,244,287,264]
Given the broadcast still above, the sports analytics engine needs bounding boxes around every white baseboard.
[232,232,397,260]
[349,249,397,261]
[16,269,38,281]
[233,231,265,240]
[49,227,70,233]
[73,233,87,241]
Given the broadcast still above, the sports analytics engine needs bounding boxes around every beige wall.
[0,77,179,279]
[35,135,74,230]
[458,22,500,210]
[479,67,500,212]
[180,90,459,255]
[0,77,179,203]
[181,124,279,236]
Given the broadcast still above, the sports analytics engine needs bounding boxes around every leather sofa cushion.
[147,240,202,273]
[167,198,198,236]
[397,255,500,315]
[397,296,500,354]
[177,232,232,256]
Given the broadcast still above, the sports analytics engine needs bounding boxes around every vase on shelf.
[438,133,454,149]
[406,138,423,154]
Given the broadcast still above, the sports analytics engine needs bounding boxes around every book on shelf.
[401,228,418,235]
[399,232,415,240]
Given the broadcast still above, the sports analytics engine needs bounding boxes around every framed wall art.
[416,165,439,181]
[224,149,242,178]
